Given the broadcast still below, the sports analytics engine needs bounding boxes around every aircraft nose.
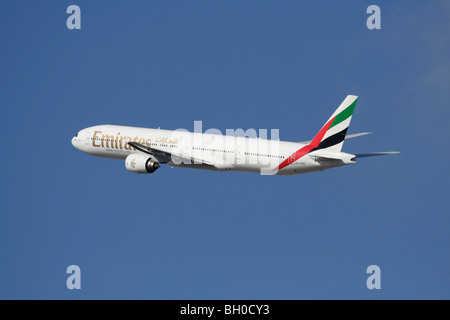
[71,135,80,149]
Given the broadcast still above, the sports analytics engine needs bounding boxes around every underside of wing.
[127,142,233,169]
[127,141,172,162]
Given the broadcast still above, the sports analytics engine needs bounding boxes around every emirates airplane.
[71,95,399,176]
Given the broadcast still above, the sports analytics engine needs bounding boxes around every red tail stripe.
[277,116,336,171]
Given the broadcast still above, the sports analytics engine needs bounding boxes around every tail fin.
[310,95,358,152]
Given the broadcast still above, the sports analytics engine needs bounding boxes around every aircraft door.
[288,152,296,164]
[84,132,91,146]
[236,145,245,165]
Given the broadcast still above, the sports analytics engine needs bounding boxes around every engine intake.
[125,154,160,174]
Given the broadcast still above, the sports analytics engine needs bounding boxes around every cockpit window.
[75,133,78,137]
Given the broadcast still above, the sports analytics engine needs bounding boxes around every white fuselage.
[72,125,355,176]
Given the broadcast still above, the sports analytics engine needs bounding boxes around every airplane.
[71,95,399,176]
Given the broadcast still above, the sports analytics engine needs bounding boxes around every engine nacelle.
[125,153,160,174]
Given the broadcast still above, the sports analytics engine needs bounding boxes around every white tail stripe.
[322,116,352,141]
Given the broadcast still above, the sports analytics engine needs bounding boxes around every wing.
[127,141,171,159]
[127,142,234,169]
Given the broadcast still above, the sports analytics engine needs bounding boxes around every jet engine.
[125,153,160,174]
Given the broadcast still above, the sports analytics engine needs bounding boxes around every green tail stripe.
[329,99,357,129]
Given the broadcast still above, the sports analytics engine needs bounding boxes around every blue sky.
[0,1,448,299]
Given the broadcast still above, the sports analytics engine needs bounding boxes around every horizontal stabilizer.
[355,151,400,158]
[299,132,373,144]
[345,132,373,140]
